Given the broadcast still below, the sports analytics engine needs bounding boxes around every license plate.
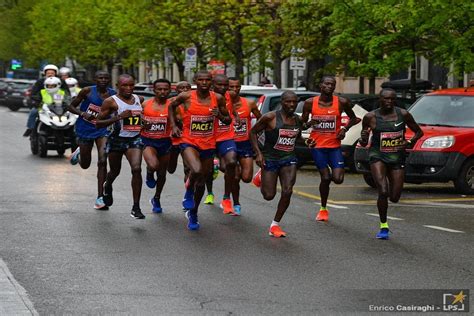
[12,92,20,96]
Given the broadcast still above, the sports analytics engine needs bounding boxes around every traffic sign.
[290,56,306,70]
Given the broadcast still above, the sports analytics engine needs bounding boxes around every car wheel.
[454,159,474,195]
[7,103,21,111]
[363,174,376,188]
[38,135,48,158]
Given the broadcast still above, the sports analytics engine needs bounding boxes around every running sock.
[271,220,280,227]
[133,202,140,210]
[380,222,389,229]
[223,195,230,200]
[320,206,328,210]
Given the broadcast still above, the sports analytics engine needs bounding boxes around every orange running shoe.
[316,209,329,221]
[220,199,234,215]
[252,169,262,187]
[269,225,287,238]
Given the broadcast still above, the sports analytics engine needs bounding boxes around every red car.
[355,88,474,194]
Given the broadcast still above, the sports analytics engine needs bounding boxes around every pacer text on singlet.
[190,115,214,137]
[380,131,404,152]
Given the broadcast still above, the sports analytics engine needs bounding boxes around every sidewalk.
[0,258,37,315]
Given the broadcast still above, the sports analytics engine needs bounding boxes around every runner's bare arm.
[337,97,358,140]
[359,112,374,147]
[228,90,241,126]
[216,94,231,125]
[300,98,315,129]
[402,109,424,149]
[95,97,121,128]
[250,112,275,168]
[67,87,91,117]
[168,92,189,137]
[249,99,262,120]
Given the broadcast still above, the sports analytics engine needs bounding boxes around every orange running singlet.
[215,92,234,142]
[234,97,251,142]
[181,91,217,150]
[309,96,342,148]
[141,98,171,139]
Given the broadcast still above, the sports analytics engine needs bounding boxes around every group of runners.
[65,69,423,240]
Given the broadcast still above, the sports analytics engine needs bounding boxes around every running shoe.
[232,204,241,216]
[316,209,329,221]
[131,207,145,219]
[204,193,214,205]
[146,171,157,189]
[376,228,390,240]
[186,210,200,230]
[182,189,195,210]
[212,158,220,180]
[150,197,162,213]
[252,169,262,188]
[103,182,113,206]
[70,147,80,165]
[94,196,108,210]
[269,225,286,238]
[220,199,234,215]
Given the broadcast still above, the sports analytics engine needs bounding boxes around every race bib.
[312,115,336,133]
[85,104,101,124]
[274,128,298,152]
[234,118,248,137]
[190,115,214,137]
[122,110,142,132]
[380,131,404,152]
[143,115,168,136]
[217,118,231,133]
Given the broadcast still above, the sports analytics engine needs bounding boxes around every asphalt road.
[0,107,472,315]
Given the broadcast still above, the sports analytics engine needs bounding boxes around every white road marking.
[423,225,465,233]
[366,213,404,221]
[418,202,474,209]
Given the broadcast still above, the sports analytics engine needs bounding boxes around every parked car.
[4,79,36,111]
[354,88,474,194]
[239,89,320,166]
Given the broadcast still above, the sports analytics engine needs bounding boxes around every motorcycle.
[30,102,78,157]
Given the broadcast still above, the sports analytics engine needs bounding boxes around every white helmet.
[44,76,61,94]
[59,67,71,76]
[65,77,78,87]
[43,64,59,75]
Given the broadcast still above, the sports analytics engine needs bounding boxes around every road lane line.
[366,213,404,221]
[418,202,474,209]
[423,225,465,233]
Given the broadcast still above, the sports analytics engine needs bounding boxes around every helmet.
[44,76,61,94]
[43,64,59,75]
[65,77,78,87]
[59,67,71,76]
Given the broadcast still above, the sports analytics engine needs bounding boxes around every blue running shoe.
[70,147,80,165]
[376,228,390,240]
[186,211,200,230]
[146,171,157,189]
[182,189,195,210]
[232,204,241,216]
[150,197,162,213]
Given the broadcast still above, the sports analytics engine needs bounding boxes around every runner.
[211,74,239,214]
[68,71,116,210]
[228,77,261,215]
[95,74,146,219]
[301,76,358,222]
[250,91,314,237]
[168,70,231,230]
[142,79,173,214]
[359,88,423,239]
[168,81,192,175]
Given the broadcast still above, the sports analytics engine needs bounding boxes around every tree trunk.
[271,44,282,88]
[369,76,376,94]
[234,28,244,79]
[410,57,417,101]
[305,58,326,91]
[176,61,185,81]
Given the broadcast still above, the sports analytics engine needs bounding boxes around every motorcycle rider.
[59,67,71,81]
[23,64,69,137]
[66,77,81,98]
[40,77,69,106]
